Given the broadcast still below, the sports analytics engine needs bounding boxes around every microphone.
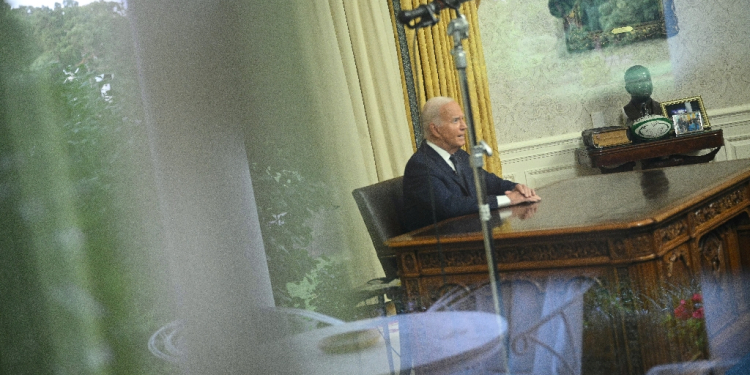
[397,1,444,29]
[397,0,472,29]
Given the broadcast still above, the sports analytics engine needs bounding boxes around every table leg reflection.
[256,311,506,374]
[419,277,593,375]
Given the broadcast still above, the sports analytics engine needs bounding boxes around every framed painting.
[553,0,668,52]
[661,96,711,130]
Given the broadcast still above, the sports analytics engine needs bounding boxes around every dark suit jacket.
[402,142,517,231]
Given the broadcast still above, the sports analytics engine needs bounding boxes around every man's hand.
[510,202,538,220]
[505,184,541,205]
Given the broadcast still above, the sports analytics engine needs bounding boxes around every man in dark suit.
[402,97,541,231]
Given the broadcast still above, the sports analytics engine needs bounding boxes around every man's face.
[430,101,466,154]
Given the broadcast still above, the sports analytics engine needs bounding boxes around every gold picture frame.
[560,0,667,53]
[661,96,711,130]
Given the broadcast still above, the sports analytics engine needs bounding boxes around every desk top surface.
[389,159,750,246]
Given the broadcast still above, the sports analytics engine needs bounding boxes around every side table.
[576,129,724,173]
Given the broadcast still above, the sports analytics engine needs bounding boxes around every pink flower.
[692,307,705,320]
[692,293,703,303]
[674,303,691,320]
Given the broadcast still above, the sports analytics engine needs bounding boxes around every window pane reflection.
[2,1,750,375]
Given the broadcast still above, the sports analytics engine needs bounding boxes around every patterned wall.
[477,0,750,145]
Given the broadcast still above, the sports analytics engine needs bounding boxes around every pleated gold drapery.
[391,0,502,175]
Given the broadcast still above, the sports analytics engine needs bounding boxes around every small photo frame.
[673,112,704,136]
[661,96,711,130]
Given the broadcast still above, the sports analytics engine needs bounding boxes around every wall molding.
[499,134,583,156]
[498,105,750,188]
[501,145,579,165]
[725,135,750,142]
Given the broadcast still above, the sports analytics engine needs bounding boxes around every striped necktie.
[449,154,468,190]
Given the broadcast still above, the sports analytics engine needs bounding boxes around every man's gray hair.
[421,96,455,141]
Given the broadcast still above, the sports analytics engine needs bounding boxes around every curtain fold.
[393,0,503,175]
[338,0,413,181]
[287,0,390,284]
[275,0,415,284]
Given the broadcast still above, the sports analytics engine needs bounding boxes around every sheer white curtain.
[293,0,411,184]
[529,278,592,375]
[282,1,413,283]
[337,0,414,181]
[131,0,413,371]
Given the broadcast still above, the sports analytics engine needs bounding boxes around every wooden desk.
[387,159,750,374]
[576,129,724,173]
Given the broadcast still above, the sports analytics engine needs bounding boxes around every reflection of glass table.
[576,129,724,173]
[257,311,507,375]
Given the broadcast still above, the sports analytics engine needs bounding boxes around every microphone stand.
[447,10,509,373]
[399,4,509,371]
[447,12,504,320]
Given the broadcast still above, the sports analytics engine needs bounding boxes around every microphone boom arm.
[396,0,472,29]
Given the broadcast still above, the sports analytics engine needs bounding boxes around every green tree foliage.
[250,161,325,305]
[249,151,357,321]
[2,2,173,374]
[1,5,57,374]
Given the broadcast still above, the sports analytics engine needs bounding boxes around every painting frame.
[562,0,667,53]
[661,96,711,130]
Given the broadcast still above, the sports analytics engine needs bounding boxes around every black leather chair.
[352,176,406,281]
[351,176,409,318]
[353,177,417,373]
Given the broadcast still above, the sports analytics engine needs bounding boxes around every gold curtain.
[391,0,502,176]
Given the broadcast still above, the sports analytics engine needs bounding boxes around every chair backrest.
[352,176,405,280]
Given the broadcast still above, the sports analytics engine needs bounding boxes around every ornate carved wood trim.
[657,217,689,248]
[400,252,418,275]
[631,234,653,256]
[692,187,747,231]
[610,233,655,260]
[610,238,628,259]
[665,246,691,278]
[698,226,732,275]
[419,249,484,270]
[500,241,610,263]
[700,233,722,273]
[403,278,421,312]
[416,240,611,272]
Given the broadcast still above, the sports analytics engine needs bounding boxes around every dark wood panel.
[576,130,724,172]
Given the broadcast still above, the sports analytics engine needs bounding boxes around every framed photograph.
[672,112,704,136]
[661,96,711,130]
